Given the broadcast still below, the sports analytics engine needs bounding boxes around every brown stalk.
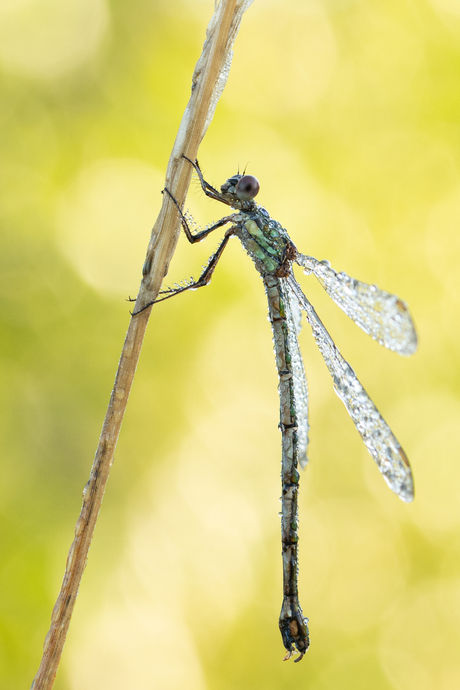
[31,1,254,688]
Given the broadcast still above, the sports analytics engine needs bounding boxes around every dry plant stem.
[31,1,253,688]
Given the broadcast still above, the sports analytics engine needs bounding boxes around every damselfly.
[140,156,417,662]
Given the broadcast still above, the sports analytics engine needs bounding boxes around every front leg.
[182,155,231,205]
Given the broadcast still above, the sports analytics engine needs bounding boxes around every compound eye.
[235,175,260,201]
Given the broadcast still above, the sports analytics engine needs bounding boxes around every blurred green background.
[1,0,459,687]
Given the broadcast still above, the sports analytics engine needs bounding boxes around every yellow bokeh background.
[1,0,460,688]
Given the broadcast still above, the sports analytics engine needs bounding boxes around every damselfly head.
[236,175,260,201]
[220,173,260,204]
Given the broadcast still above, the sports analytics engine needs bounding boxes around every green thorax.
[235,206,292,275]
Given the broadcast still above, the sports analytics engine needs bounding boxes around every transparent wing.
[287,274,414,502]
[296,254,417,356]
[281,280,309,470]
